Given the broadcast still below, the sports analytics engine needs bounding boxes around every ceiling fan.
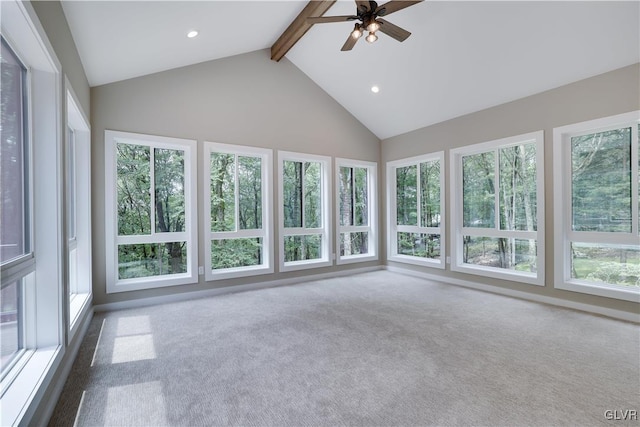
[307,0,424,51]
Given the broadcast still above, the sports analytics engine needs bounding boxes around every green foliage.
[212,238,262,269]
[285,235,322,262]
[396,165,417,226]
[463,152,495,228]
[118,243,187,279]
[571,128,632,232]
[397,233,440,259]
[117,143,151,235]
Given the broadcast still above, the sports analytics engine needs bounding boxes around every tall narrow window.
[279,151,332,271]
[105,131,197,293]
[450,131,544,285]
[387,152,445,267]
[66,88,92,332]
[1,37,29,378]
[554,112,639,302]
[336,159,378,263]
[204,142,273,280]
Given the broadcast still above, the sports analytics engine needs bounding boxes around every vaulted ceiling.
[61,1,640,139]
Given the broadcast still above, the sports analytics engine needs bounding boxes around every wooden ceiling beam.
[271,0,337,62]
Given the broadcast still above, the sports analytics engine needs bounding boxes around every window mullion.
[149,146,156,237]
[300,162,305,228]
[631,124,639,237]
[494,148,500,231]
[234,154,240,233]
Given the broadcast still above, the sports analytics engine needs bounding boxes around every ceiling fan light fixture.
[366,20,380,33]
[366,32,378,43]
[351,24,363,39]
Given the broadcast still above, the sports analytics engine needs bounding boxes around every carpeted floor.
[48,271,639,426]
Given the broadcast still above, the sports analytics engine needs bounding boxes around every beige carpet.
[48,271,639,426]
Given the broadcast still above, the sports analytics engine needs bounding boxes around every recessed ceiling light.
[371,86,380,93]
[187,30,199,38]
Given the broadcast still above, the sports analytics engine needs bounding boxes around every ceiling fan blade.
[374,0,423,17]
[307,15,358,24]
[377,18,411,42]
[341,34,360,51]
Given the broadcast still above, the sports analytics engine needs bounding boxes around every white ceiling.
[62,1,640,139]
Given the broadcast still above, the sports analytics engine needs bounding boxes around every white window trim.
[387,152,446,268]
[65,81,91,337]
[450,131,545,285]
[1,1,64,425]
[553,111,640,302]
[335,158,378,265]
[104,130,198,293]
[278,151,332,272]
[203,142,274,280]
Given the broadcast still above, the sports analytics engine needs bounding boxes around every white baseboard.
[385,265,640,323]
[94,266,383,312]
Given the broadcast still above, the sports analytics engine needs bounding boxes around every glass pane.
[284,235,322,262]
[69,247,78,296]
[462,236,537,272]
[304,162,322,228]
[154,148,185,233]
[571,243,639,288]
[1,39,28,264]
[420,160,440,227]
[117,143,151,235]
[212,238,263,269]
[339,167,353,227]
[354,167,368,227]
[118,242,187,279]
[572,128,631,232]
[340,232,369,257]
[283,161,302,228]
[463,152,495,228]
[1,279,22,374]
[397,232,440,259]
[499,144,537,231]
[396,165,417,226]
[67,128,76,240]
[238,156,262,230]
[211,152,235,232]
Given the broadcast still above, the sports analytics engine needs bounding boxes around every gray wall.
[32,0,90,116]
[91,49,381,306]
[381,63,640,314]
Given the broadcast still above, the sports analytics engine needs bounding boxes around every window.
[278,151,332,271]
[336,159,378,264]
[204,142,273,280]
[553,112,639,302]
[66,87,92,331]
[387,152,445,267]
[105,131,197,293]
[450,131,544,285]
[1,36,29,378]
[0,2,64,423]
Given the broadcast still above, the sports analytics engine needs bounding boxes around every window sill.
[452,262,543,286]
[0,346,61,426]
[281,258,332,273]
[69,292,91,339]
[206,265,274,281]
[336,253,378,265]
[556,280,640,303]
[388,254,444,269]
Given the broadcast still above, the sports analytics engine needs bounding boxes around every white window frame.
[65,83,91,336]
[203,142,273,280]
[104,130,198,293]
[335,158,378,264]
[1,1,64,425]
[450,131,545,285]
[387,152,446,268]
[553,111,640,302]
[278,151,332,272]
